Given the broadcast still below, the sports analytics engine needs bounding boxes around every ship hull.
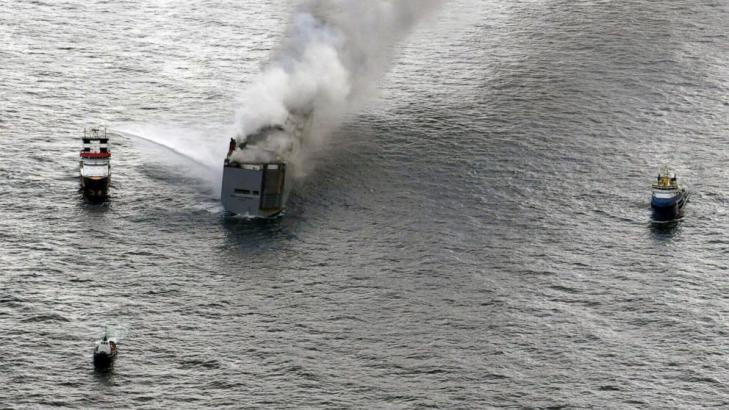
[81,176,110,200]
[93,351,116,369]
[221,163,289,218]
[651,193,687,222]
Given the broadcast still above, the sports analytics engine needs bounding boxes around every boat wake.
[650,216,684,225]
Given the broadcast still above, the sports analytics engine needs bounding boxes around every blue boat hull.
[651,193,687,222]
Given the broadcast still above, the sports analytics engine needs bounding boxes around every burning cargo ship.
[221,124,297,218]
[79,128,111,200]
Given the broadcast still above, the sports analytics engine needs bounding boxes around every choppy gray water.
[3,0,729,408]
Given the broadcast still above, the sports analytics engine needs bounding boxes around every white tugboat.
[79,128,111,200]
[221,116,308,217]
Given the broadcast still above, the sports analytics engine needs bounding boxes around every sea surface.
[3,0,729,408]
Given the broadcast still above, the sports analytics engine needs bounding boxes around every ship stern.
[221,163,288,218]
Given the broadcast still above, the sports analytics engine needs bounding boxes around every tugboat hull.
[651,194,687,222]
[81,176,110,200]
[651,204,681,222]
[93,351,116,369]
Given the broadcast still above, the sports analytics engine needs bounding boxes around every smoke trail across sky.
[230,0,443,171]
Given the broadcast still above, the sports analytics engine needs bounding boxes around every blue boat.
[651,166,688,222]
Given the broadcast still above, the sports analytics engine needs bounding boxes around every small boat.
[93,330,118,369]
[80,128,111,200]
[651,166,688,222]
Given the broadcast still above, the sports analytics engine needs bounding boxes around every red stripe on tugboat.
[80,151,111,159]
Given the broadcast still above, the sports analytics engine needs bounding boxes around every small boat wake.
[650,216,684,225]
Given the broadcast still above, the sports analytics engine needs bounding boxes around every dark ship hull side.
[93,351,116,369]
[651,193,687,222]
[81,176,110,199]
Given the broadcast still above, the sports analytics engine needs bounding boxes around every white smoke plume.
[229,0,442,171]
